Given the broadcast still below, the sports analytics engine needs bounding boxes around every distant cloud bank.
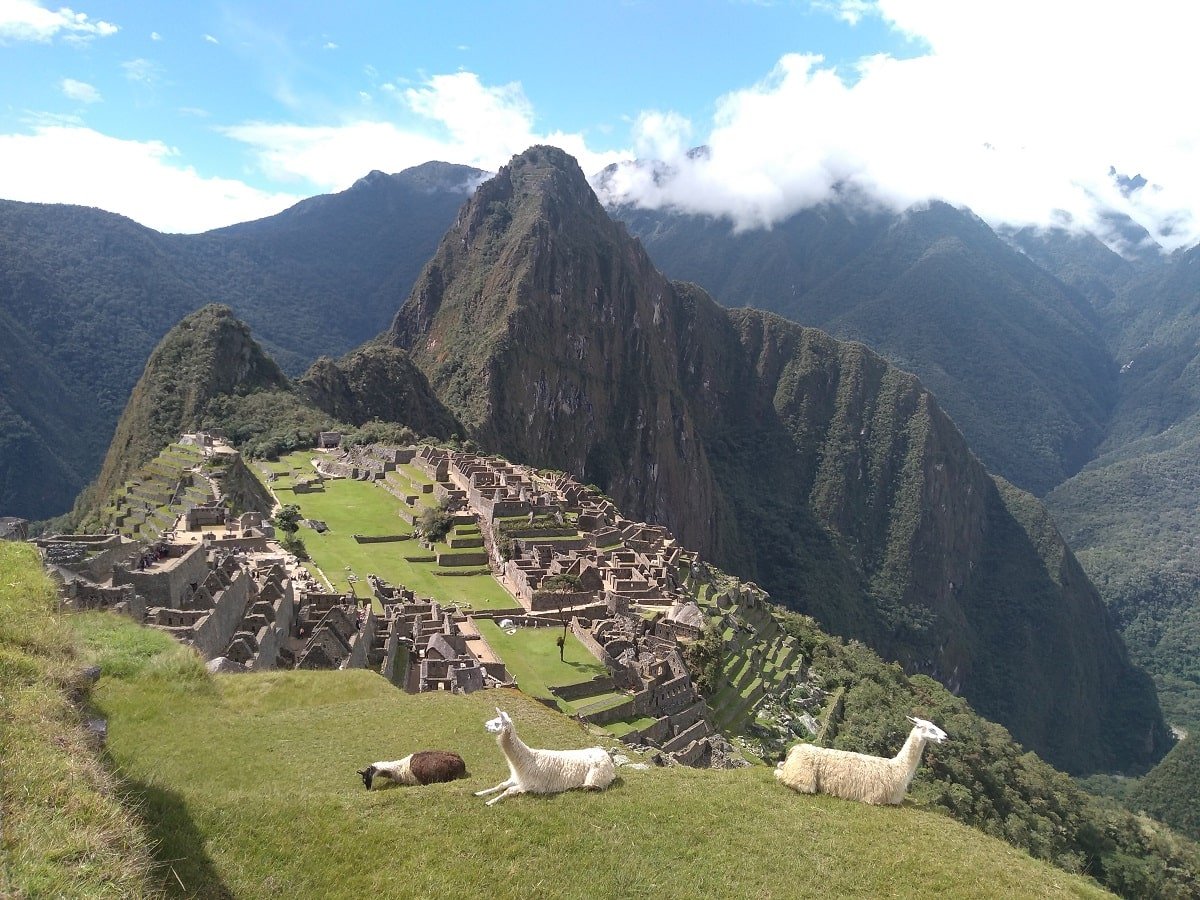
[596,0,1200,252]
[2,0,1198,249]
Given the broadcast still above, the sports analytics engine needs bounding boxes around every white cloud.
[150,30,160,41]
[223,71,625,192]
[203,32,218,44]
[121,57,162,85]
[60,77,100,103]
[599,0,1200,251]
[812,0,875,26]
[0,125,302,232]
[323,40,337,50]
[0,0,117,43]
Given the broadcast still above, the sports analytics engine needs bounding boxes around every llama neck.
[498,727,534,768]
[893,729,929,778]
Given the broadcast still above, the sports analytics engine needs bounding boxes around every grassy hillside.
[0,543,158,899]
[262,452,513,607]
[75,612,1112,899]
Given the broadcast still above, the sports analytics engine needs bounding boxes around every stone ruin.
[36,437,801,770]
[40,523,391,677]
[0,517,29,541]
[371,576,508,693]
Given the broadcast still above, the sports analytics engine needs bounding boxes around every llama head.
[907,716,948,743]
[484,708,513,734]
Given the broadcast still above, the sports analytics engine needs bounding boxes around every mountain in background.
[1128,735,1200,841]
[608,176,1200,731]
[1041,241,1200,729]
[608,194,1118,497]
[385,145,1168,774]
[75,304,455,526]
[0,162,480,520]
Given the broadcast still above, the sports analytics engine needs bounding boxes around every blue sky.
[2,1,1199,251]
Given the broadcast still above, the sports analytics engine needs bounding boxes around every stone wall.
[571,619,619,671]
[190,569,252,659]
[529,588,593,612]
[576,697,637,725]
[202,533,269,553]
[113,542,209,607]
[64,581,145,620]
[380,617,403,682]
[342,608,376,670]
[251,592,294,671]
[437,551,488,567]
[549,674,618,702]
[352,534,412,544]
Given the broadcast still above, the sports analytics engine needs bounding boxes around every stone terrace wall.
[549,674,618,702]
[190,569,252,658]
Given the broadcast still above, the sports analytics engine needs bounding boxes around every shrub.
[540,574,583,593]
[418,500,454,543]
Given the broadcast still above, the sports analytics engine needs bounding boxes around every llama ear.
[495,706,503,716]
[907,715,919,725]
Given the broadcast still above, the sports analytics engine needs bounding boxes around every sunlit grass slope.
[76,612,1111,900]
[0,544,158,899]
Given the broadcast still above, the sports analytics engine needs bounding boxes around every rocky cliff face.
[611,197,1117,497]
[387,146,1168,773]
[296,344,459,439]
[389,146,726,555]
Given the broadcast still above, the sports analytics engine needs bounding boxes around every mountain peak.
[83,304,288,510]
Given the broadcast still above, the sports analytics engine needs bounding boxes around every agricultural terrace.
[261,452,514,611]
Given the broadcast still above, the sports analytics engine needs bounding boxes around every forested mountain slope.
[0,162,479,520]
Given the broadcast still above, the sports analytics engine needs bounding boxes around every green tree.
[417,499,454,543]
[273,504,301,537]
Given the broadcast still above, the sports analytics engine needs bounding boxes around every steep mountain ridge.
[296,343,461,436]
[387,146,1167,774]
[610,197,1117,496]
[391,148,726,553]
[84,305,290,511]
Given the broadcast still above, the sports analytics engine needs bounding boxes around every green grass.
[72,613,1112,899]
[476,620,608,709]
[0,544,159,899]
[267,453,514,609]
[605,715,658,737]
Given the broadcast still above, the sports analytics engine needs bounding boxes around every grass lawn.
[265,456,514,610]
[0,547,159,899]
[606,715,659,737]
[476,619,608,709]
[69,612,1112,899]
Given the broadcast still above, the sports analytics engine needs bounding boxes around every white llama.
[775,716,948,805]
[474,708,616,806]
